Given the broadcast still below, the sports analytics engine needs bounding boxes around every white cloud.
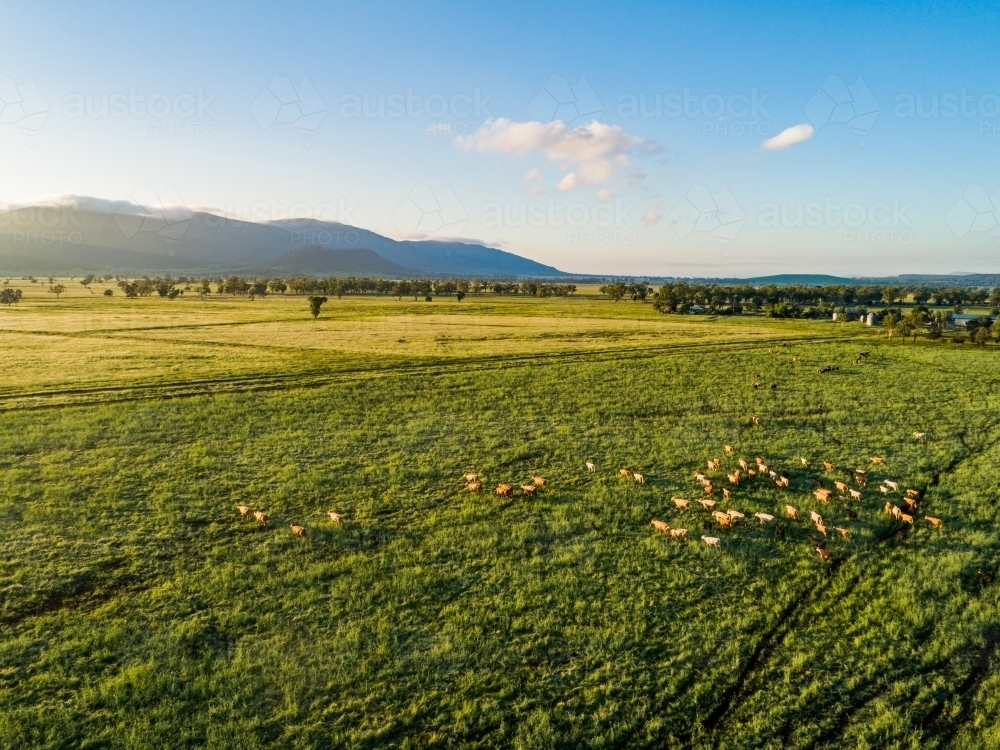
[521,168,542,183]
[642,204,663,226]
[456,118,646,190]
[761,123,815,151]
[556,173,580,192]
[596,188,613,201]
[526,185,544,196]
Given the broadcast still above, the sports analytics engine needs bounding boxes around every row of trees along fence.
[107,276,578,300]
[614,282,1000,317]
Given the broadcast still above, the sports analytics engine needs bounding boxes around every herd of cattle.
[642,441,941,560]
[456,443,937,564]
[230,438,939,562]
[235,504,343,537]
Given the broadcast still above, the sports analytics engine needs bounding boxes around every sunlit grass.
[0,290,997,748]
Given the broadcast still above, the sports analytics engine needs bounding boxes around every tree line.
[595,282,1000,317]
[106,276,577,301]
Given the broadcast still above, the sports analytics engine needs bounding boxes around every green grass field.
[2,285,998,749]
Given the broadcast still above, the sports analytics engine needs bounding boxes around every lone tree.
[307,295,328,319]
[49,284,66,298]
[0,288,22,305]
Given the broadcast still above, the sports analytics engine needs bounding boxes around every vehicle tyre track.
[0,334,858,411]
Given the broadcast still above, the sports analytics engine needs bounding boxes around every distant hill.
[743,274,856,286]
[265,219,564,277]
[0,196,566,278]
[879,273,1000,286]
[663,273,1000,287]
[266,245,417,276]
[0,235,198,274]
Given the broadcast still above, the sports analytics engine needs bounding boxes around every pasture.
[1,283,998,748]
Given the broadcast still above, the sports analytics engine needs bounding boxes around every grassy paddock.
[0,291,998,748]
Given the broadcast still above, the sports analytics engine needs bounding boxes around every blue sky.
[2,0,1000,275]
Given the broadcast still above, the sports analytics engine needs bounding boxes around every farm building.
[950,313,996,328]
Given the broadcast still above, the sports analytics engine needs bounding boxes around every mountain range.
[0,197,566,278]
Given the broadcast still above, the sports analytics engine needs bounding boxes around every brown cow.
[814,488,832,502]
[904,497,918,510]
[834,481,847,492]
[833,527,850,538]
[810,510,824,524]
[650,519,670,533]
[785,505,800,520]
[620,468,631,477]
[725,445,734,454]
[532,476,547,487]
[327,511,343,523]
[237,505,250,517]
[713,512,732,528]
[727,509,745,522]
[521,484,537,495]
[670,528,689,539]
[824,462,835,472]
[708,459,721,471]
[703,483,714,495]
[698,498,716,509]
[722,488,731,499]
[817,547,833,562]
[728,472,740,485]
[673,497,691,510]
[926,516,944,529]
[814,522,828,537]
[496,484,513,498]
[739,459,749,471]
[899,513,914,525]
[254,511,268,524]
[290,524,307,537]
[752,415,761,426]
[463,473,479,483]
[467,482,482,492]
[801,457,810,467]
[913,432,927,440]
[870,456,885,465]
[906,488,920,498]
